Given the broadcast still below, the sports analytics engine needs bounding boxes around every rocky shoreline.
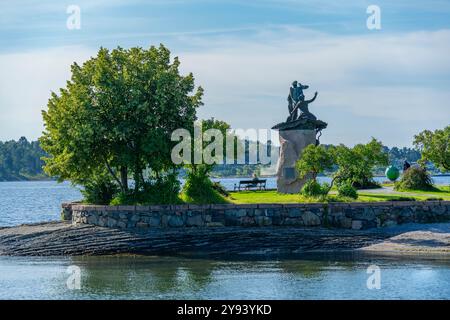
[0,221,449,257]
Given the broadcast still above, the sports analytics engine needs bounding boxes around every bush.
[110,173,182,205]
[352,180,381,189]
[337,181,358,199]
[182,169,228,204]
[81,174,119,205]
[301,180,330,197]
[394,166,436,191]
[143,173,182,204]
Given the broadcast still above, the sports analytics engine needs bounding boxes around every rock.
[136,222,149,229]
[288,208,302,218]
[256,216,272,226]
[87,215,98,225]
[351,220,363,230]
[98,217,107,227]
[117,221,127,229]
[384,220,397,227]
[276,129,316,194]
[340,217,352,229]
[148,217,161,227]
[283,218,303,226]
[186,215,204,227]
[206,222,224,227]
[168,215,184,227]
[107,218,117,228]
[301,211,321,226]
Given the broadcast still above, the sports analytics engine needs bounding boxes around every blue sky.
[0,0,449,147]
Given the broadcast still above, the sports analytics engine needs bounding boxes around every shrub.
[394,166,436,191]
[110,173,182,205]
[81,174,119,205]
[301,180,330,197]
[182,170,228,204]
[337,181,358,199]
[145,173,182,204]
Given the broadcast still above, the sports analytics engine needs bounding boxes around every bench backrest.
[239,179,266,185]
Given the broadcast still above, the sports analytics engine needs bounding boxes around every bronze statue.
[289,91,318,122]
[287,80,318,122]
[287,81,309,121]
[272,81,327,134]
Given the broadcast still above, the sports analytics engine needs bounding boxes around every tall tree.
[40,45,203,193]
[414,126,450,172]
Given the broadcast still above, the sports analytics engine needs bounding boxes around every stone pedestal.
[276,129,316,194]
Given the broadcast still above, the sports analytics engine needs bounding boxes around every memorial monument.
[272,81,327,193]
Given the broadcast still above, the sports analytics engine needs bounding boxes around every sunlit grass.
[228,187,450,204]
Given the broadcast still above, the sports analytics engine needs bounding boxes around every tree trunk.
[120,167,128,192]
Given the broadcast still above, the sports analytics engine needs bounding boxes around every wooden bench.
[234,179,267,191]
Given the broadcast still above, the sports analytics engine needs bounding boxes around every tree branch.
[103,156,124,191]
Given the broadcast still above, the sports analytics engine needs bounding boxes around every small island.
[0,46,449,258]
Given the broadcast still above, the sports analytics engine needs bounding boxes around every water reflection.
[53,255,450,300]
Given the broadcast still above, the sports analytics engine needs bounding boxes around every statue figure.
[286,80,318,122]
[287,81,309,122]
[294,91,318,121]
[272,81,327,132]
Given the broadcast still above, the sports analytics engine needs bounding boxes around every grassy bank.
[228,186,450,204]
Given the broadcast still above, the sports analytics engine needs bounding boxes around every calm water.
[1,180,450,300]
[0,181,81,227]
[1,255,450,299]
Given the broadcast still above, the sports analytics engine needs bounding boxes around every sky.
[0,0,449,147]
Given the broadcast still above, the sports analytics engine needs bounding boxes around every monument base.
[276,129,316,194]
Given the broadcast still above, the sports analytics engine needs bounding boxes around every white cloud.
[0,27,449,148]
[176,27,450,147]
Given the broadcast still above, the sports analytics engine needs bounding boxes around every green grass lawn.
[229,186,450,204]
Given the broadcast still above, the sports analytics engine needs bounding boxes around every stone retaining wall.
[65,201,450,231]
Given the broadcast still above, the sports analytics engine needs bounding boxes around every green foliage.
[337,181,358,199]
[414,126,450,172]
[296,144,335,181]
[386,146,421,171]
[81,172,119,205]
[394,166,436,191]
[111,172,181,205]
[40,44,203,203]
[182,165,228,204]
[179,118,231,204]
[333,138,388,189]
[0,137,47,181]
[301,180,330,197]
[212,181,229,196]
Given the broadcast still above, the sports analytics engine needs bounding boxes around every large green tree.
[414,126,450,172]
[40,45,203,193]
